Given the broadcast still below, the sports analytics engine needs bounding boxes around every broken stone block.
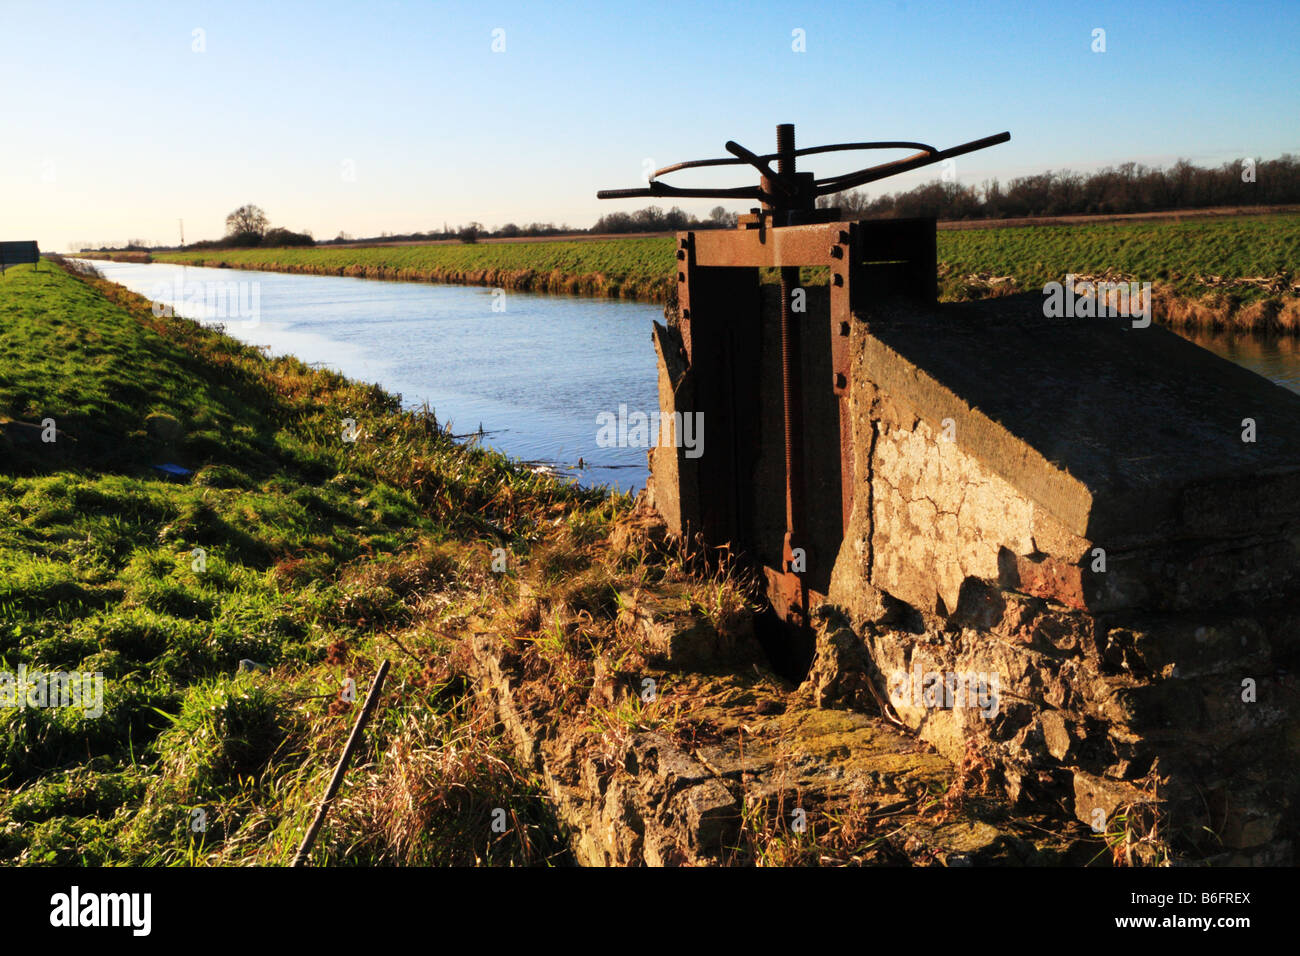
[1071,769,1159,832]
[1038,711,1073,762]
[616,588,759,669]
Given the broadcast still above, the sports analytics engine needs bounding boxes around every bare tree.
[225,204,269,238]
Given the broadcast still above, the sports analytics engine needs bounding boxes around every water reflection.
[1178,329,1300,396]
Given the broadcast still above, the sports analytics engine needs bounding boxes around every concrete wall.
[820,292,1300,864]
[649,283,1300,863]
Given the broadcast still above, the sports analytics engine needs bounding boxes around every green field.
[146,214,1300,321]
[0,260,631,865]
[156,237,678,302]
[936,213,1300,303]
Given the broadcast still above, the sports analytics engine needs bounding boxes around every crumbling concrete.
[464,567,1093,866]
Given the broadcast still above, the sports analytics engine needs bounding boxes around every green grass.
[0,261,624,865]
[153,237,678,302]
[935,213,1300,303]
[142,213,1300,314]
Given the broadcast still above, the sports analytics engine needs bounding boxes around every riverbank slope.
[0,259,622,864]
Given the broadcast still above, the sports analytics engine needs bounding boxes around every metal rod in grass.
[291,659,391,867]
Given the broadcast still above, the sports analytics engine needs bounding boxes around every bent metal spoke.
[594,183,767,201]
[596,129,1009,210]
[811,131,1011,196]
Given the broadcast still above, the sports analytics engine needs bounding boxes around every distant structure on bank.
[0,241,40,274]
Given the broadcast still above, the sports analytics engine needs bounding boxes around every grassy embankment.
[135,212,1300,332]
[154,238,677,302]
[0,259,749,865]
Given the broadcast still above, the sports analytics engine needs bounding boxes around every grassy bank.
[150,237,677,303]
[0,259,684,865]
[132,212,1300,332]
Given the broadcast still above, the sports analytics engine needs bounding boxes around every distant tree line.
[819,155,1300,221]
[321,221,580,246]
[588,205,739,234]
[315,207,738,245]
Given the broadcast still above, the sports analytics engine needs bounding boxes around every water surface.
[1180,329,1300,396]
[81,260,661,492]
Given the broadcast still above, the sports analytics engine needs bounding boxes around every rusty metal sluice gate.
[598,125,1010,628]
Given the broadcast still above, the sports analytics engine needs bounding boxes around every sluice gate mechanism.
[598,125,1010,629]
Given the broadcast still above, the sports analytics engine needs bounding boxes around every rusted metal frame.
[686,215,857,629]
[779,262,805,579]
[672,232,703,552]
[689,221,845,268]
[675,233,696,363]
[772,126,811,627]
[831,223,858,533]
[675,231,760,564]
[673,231,709,552]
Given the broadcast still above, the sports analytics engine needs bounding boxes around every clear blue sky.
[2,0,1296,251]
